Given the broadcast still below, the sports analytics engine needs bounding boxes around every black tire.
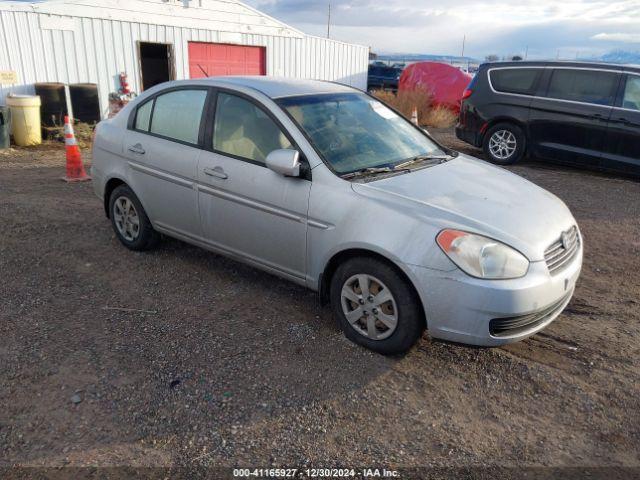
[483,122,526,165]
[330,257,424,355]
[108,185,160,251]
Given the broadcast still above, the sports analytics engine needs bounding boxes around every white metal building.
[0,0,369,117]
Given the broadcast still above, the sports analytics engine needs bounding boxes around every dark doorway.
[138,42,175,91]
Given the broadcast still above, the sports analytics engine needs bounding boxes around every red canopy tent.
[399,62,473,113]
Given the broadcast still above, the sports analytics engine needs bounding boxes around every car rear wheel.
[109,185,160,251]
[483,123,526,165]
[330,257,424,355]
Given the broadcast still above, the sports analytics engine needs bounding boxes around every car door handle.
[203,167,228,180]
[128,144,146,155]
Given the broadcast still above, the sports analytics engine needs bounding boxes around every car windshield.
[277,93,445,175]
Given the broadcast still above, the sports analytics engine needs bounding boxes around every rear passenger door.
[528,68,621,168]
[124,87,210,238]
[602,73,640,174]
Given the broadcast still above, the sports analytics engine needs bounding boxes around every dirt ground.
[1,131,639,476]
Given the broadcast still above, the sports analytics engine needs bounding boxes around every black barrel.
[34,83,66,127]
[0,106,11,149]
[69,83,101,124]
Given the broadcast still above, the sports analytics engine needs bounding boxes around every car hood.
[351,155,576,262]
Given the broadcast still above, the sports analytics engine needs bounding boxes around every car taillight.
[462,89,473,100]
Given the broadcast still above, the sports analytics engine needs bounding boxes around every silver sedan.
[92,77,582,354]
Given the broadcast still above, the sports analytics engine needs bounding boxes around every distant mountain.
[376,53,478,65]
[583,50,640,65]
[597,50,640,65]
[378,50,640,67]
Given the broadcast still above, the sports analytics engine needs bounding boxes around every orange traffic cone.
[62,115,91,183]
[411,107,419,126]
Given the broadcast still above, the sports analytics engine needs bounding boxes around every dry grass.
[43,121,96,149]
[422,105,458,129]
[372,90,458,129]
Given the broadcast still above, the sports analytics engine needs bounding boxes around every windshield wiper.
[340,152,453,180]
[341,166,410,180]
[394,154,454,170]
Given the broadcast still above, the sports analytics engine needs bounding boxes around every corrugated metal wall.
[0,10,369,117]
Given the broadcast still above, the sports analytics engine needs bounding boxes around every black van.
[455,61,640,175]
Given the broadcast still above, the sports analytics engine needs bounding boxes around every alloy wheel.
[489,129,517,160]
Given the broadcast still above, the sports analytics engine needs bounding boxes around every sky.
[244,0,640,60]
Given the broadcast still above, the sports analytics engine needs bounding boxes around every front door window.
[213,92,292,164]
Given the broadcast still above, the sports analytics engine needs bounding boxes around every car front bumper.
[404,246,583,347]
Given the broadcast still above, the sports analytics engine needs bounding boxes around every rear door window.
[149,89,208,144]
[622,75,640,111]
[489,68,542,95]
[546,69,619,106]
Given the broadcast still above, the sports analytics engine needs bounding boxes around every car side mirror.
[266,149,301,177]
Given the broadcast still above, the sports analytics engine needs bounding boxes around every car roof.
[168,76,360,99]
[481,60,640,73]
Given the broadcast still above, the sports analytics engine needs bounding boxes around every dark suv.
[367,64,402,92]
[456,61,640,175]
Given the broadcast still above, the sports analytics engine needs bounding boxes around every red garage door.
[188,42,266,78]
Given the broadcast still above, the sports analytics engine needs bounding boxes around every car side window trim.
[487,66,546,97]
[488,66,626,109]
[487,67,544,96]
[205,87,310,176]
[127,86,212,149]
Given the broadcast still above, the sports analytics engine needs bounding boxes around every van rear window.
[489,68,541,95]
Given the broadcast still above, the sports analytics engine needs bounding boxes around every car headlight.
[436,229,529,279]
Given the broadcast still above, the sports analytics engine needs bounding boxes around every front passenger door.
[197,91,312,281]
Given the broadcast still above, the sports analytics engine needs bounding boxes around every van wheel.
[109,185,160,251]
[330,257,424,355]
[483,123,526,165]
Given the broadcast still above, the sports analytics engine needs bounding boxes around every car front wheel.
[330,257,424,355]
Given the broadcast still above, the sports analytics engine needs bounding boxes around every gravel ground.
[1,132,639,475]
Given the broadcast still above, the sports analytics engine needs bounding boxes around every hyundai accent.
[92,77,583,354]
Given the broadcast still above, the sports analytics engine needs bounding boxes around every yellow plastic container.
[7,94,42,146]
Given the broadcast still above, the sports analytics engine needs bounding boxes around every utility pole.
[327,3,331,39]
[524,46,529,60]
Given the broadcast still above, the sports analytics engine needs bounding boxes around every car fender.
[306,168,456,293]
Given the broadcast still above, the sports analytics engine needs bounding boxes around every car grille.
[544,226,580,275]
[489,292,572,338]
